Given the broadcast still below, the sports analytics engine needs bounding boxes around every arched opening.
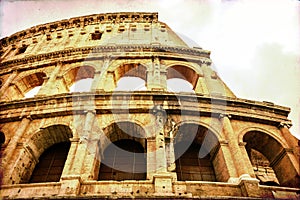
[243,131,299,187]
[167,65,198,93]
[70,78,93,92]
[174,123,219,182]
[98,139,146,181]
[24,86,41,98]
[113,63,147,91]
[64,66,95,92]
[167,78,194,93]
[115,77,146,91]
[16,125,73,184]
[98,121,147,181]
[29,142,70,183]
[17,72,46,98]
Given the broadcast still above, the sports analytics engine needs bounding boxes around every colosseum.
[0,12,299,199]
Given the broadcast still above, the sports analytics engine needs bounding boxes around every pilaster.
[0,70,18,98]
[3,116,31,183]
[147,56,166,91]
[92,57,110,91]
[37,61,65,95]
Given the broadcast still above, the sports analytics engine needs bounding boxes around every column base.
[153,173,174,195]
[59,175,82,197]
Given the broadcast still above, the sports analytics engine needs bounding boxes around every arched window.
[98,139,146,181]
[174,124,218,182]
[29,142,70,183]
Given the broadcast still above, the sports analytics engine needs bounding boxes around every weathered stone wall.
[0,12,299,199]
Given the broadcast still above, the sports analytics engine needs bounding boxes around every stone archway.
[243,130,299,187]
[9,125,73,184]
[174,123,222,182]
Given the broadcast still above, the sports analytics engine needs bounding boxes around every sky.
[0,0,299,138]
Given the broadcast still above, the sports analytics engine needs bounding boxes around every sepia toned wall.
[0,12,299,199]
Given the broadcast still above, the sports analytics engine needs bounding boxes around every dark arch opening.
[174,124,219,182]
[98,139,146,181]
[243,131,299,187]
[0,131,5,146]
[29,142,70,183]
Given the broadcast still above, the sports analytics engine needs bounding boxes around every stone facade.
[0,12,299,199]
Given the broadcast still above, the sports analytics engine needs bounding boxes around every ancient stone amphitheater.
[0,12,299,199]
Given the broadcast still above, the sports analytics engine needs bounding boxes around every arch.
[29,141,70,183]
[108,59,150,74]
[101,121,147,151]
[13,72,46,98]
[63,65,95,91]
[238,127,288,148]
[243,130,299,187]
[9,125,73,184]
[98,139,146,181]
[174,120,223,142]
[167,78,194,93]
[174,123,220,182]
[113,63,147,83]
[165,62,202,76]
[115,77,146,91]
[167,65,199,89]
[27,125,73,159]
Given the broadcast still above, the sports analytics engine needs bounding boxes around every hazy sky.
[0,0,299,138]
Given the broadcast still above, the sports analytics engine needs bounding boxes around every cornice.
[0,12,159,47]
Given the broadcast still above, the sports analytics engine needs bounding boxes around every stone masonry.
[0,12,299,199]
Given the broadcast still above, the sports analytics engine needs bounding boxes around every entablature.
[0,92,291,126]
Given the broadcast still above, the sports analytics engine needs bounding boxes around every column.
[164,118,176,172]
[219,114,260,197]
[103,71,116,91]
[37,61,64,95]
[219,114,249,177]
[278,122,299,160]
[275,122,300,187]
[59,110,96,197]
[0,70,18,98]
[91,57,110,91]
[3,116,31,182]
[151,105,173,195]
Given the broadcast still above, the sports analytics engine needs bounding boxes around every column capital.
[239,142,247,146]
[151,105,166,116]
[219,113,231,119]
[83,109,96,115]
[278,121,292,129]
